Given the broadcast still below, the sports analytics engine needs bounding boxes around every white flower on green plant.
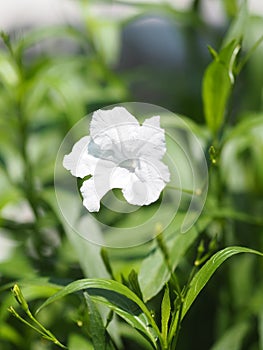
[63,107,170,212]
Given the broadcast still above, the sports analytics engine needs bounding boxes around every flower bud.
[209,145,217,165]
[12,284,29,312]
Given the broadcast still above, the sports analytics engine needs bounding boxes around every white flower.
[63,107,170,212]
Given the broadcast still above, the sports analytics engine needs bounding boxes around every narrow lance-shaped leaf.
[128,269,143,300]
[182,246,263,319]
[202,40,240,135]
[161,285,171,345]
[100,248,115,279]
[84,292,107,350]
[37,278,161,348]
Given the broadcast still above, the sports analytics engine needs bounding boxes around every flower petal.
[122,174,165,206]
[80,164,111,212]
[63,136,98,178]
[109,166,131,189]
[122,159,170,206]
[90,106,139,137]
[136,158,170,183]
[80,161,129,212]
[64,108,171,211]
[138,116,167,159]
[143,115,161,128]
[90,107,139,151]
[80,178,101,212]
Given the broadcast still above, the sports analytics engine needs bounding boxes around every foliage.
[0,1,263,349]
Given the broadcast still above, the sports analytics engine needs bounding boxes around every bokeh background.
[0,1,263,349]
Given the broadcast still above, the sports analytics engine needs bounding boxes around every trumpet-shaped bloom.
[63,107,170,212]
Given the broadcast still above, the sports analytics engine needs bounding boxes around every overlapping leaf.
[37,278,160,348]
[182,246,263,319]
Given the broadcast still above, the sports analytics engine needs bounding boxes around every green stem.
[166,185,202,196]
[26,309,66,348]
[171,307,183,350]
[9,307,66,348]
[170,274,181,297]
[236,35,263,75]
[8,307,47,337]
[206,209,263,225]
[167,294,184,350]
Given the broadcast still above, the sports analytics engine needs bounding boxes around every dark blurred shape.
[118,14,221,121]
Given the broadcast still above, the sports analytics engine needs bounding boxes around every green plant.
[1,1,263,349]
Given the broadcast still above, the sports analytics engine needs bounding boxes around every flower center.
[120,158,139,172]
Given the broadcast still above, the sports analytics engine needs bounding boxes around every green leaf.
[43,189,109,278]
[210,322,250,350]
[128,269,143,300]
[0,52,19,87]
[37,278,160,348]
[139,228,197,302]
[100,248,115,279]
[182,246,263,319]
[223,0,248,47]
[161,285,170,344]
[259,309,263,350]
[20,279,62,300]
[236,35,263,74]
[203,40,240,134]
[205,207,263,225]
[207,45,218,60]
[0,279,61,323]
[68,334,93,350]
[223,114,263,144]
[223,0,239,17]
[202,59,230,134]
[220,113,263,192]
[118,323,154,350]
[0,323,24,345]
[43,190,121,344]
[219,41,241,81]
[139,217,210,301]
[83,4,121,65]
[84,292,107,350]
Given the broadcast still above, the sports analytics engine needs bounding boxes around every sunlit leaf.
[182,246,263,319]
[37,278,160,348]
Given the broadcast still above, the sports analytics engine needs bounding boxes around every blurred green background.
[0,1,263,349]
